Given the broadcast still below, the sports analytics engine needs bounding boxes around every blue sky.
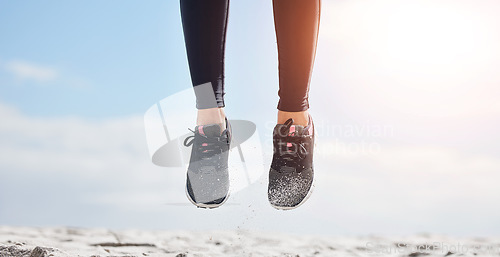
[2,0,500,237]
[0,0,278,118]
[0,1,191,117]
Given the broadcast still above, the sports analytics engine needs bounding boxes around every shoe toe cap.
[268,168,313,209]
[187,170,229,205]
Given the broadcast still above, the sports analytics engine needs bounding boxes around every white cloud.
[3,60,59,82]
[1,101,500,235]
[0,102,183,210]
[311,139,500,235]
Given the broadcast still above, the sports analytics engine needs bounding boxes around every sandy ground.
[1,226,499,257]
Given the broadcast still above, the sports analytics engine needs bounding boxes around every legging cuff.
[277,99,309,112]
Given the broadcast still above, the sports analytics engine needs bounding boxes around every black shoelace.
[184,128,227,161]
[274,118,308,161]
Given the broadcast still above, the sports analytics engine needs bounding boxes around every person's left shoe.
[268,115,314,210]
[184,119,231,209]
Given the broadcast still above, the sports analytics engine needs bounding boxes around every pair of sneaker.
[183,116,314,210]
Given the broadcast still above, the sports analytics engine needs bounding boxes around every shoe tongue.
[273,124,305,136]
[197,124,221,137]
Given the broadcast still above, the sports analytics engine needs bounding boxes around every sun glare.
[383,2,493,75]
[322,0,500,118]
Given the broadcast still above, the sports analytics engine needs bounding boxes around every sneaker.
[183,119,231,208]
[268,115,314,210]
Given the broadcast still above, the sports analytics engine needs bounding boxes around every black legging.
[180,0,320,112]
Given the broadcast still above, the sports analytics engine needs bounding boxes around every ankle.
[277,110,309,126]
[197,108,226,132]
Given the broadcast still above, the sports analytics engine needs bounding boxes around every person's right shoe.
[184,119,231,209]
[268,115,314,210]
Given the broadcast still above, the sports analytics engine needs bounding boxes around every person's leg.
[180,0,229,131]
[273,0,321,126]
[180,0,231,208]
[268,0,321,210]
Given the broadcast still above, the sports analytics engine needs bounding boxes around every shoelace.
[275,118,308,160]
[184,128,226,160]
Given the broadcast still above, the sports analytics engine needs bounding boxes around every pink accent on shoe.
[202,143,208,146]
[198,126,205,136]
[287,126,296,151]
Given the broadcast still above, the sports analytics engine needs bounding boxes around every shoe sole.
[185,185,230,209]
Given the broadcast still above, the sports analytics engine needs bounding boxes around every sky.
[1,0,500,237]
